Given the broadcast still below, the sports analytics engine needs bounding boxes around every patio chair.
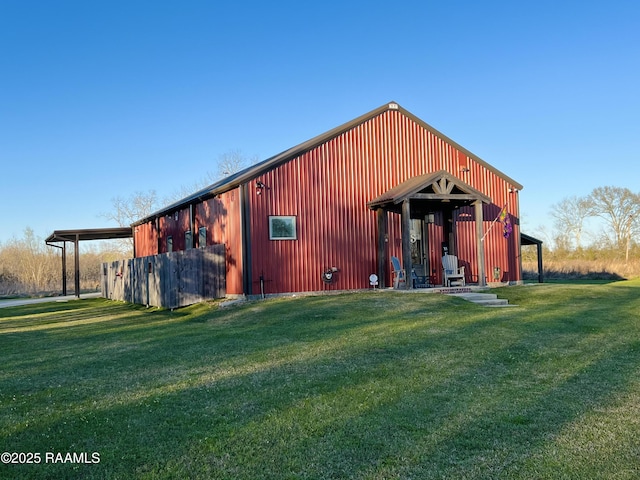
[391,256,406,289]
[442,254,465,287]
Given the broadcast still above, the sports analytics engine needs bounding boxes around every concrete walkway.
[0,292,102,309]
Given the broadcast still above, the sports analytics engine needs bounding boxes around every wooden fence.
[102,244,226,308]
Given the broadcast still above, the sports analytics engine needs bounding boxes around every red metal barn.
[132,102,525,296]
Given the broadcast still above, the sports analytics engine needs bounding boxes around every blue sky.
[1,0,639,245]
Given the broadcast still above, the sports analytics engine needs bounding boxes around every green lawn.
[1,282,640,479]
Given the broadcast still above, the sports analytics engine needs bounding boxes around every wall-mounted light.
[460,167,470,173]
[509,187,519,193]
[256,181,267,195]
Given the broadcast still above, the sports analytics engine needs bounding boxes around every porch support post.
[376,208,388,288]
[401,199,412,289]
[475,200,486,286]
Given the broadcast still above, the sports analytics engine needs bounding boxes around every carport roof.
[45,227,132,244]
[521,233,543,246]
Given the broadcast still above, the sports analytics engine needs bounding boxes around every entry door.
[410,219,429,280]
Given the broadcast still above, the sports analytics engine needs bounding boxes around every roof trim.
[133,101,523,226]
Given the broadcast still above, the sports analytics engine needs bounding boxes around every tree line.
[545,186,640,261]
[0,228,123,297]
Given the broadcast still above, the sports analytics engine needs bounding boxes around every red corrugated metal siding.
[247,110,520,293]
[157,208,191,253]
[195,189,244,295]
[131,107,521,294]
[131,189,245,295]
[133,222,158,257]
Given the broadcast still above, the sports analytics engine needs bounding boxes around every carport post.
[62,242,67,296]
[74,233,80,298]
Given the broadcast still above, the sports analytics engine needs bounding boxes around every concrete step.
[474,298,510,306]
[449,292,511,307]
[450,293,498,301]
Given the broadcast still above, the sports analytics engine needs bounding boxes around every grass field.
[1,281,640,479]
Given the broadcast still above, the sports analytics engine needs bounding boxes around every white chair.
[442,254,465,287]
[391,256,406,289]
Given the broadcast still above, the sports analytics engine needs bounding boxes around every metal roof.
[45,227,133,244]
[521,233,543,245]
[133,101,523,226]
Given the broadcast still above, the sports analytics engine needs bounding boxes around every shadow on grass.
[2,287,640,479]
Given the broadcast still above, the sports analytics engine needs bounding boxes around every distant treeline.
[521,242,640,281]
[0,228,126,297]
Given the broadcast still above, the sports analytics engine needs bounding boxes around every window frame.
[268,215,297,240]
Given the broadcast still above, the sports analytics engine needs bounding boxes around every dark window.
[269,216,297,240]
[198,226,207,248]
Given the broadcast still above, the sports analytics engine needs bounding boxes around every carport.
[521,233,544,283]
[45,228,133,298]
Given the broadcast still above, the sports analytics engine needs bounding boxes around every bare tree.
[217,149,257,178]
[588,186,640,260]
[0,228,60,294]
[99,190,159,254]
[163,174,218,205]
[100,190,159,228]
[550,195,592,250]
[163,150,259,205]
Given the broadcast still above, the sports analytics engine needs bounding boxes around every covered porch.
[368,170,491,289]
